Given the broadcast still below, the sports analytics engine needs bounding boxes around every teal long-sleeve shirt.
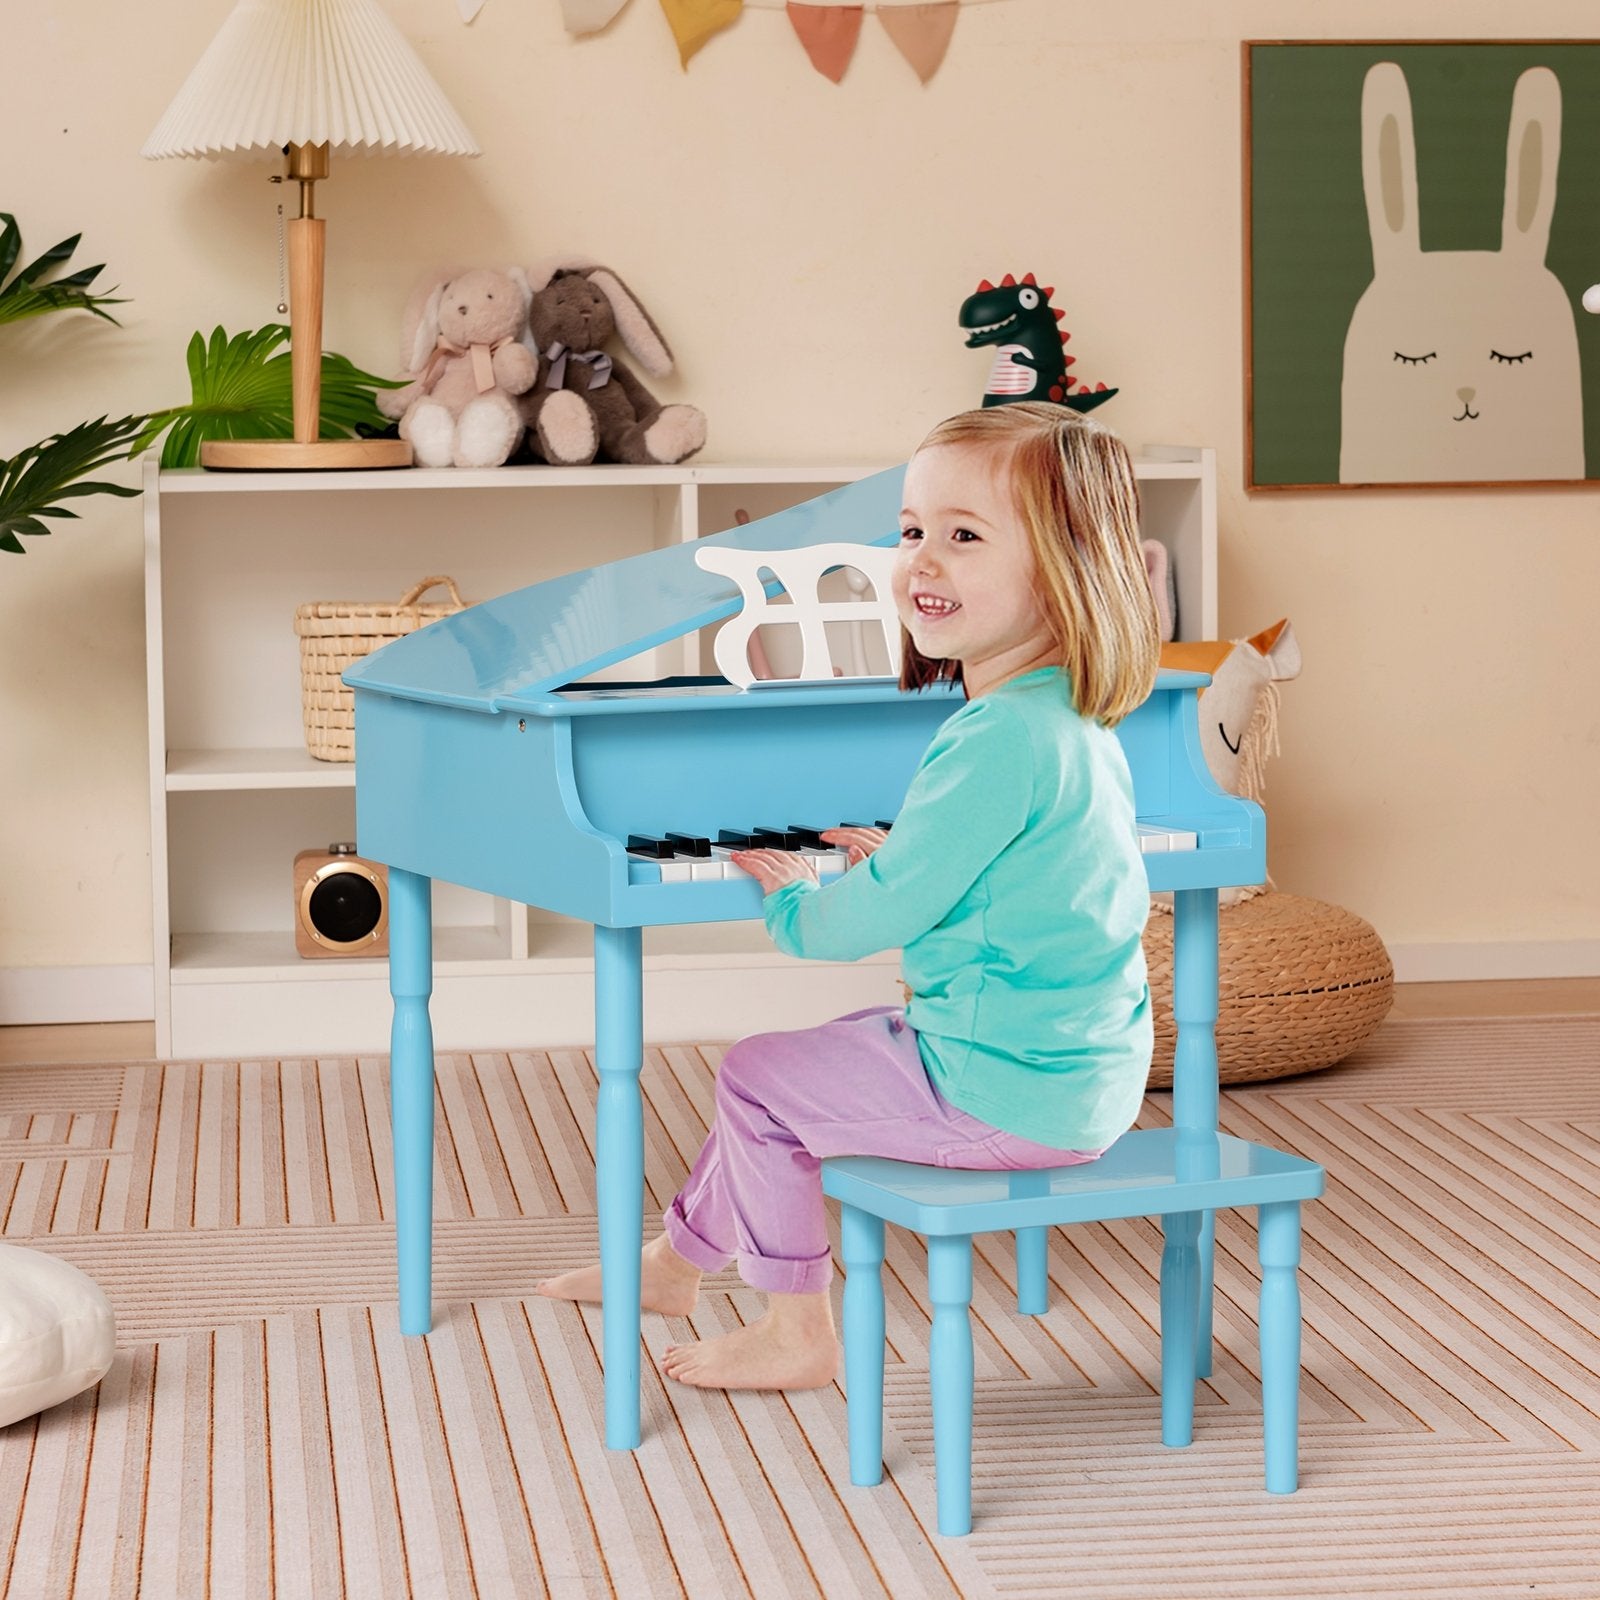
[762,667,1153,1151]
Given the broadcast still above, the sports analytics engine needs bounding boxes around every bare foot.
[660,1293,839,1391]
[535,1231,701,1316]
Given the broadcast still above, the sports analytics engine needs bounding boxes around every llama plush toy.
[1154,618,1301,909]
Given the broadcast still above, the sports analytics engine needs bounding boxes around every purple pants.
[662,1006,1104,1294]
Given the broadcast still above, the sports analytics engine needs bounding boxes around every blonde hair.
[899,403,1159,726]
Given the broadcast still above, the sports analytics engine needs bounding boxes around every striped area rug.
[1,1015,1598,1598]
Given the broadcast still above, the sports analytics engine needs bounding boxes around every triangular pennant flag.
[659,0,743,67]
[560,0,631,33]
[877,1,958,85]
[785,3,864,85]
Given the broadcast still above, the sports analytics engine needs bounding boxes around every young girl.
[538,402,1160,1392]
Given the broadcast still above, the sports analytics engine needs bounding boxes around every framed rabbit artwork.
[1244,41,1600,489]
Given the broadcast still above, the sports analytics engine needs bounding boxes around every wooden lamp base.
[200,437,412,471]
[202,154,413,475]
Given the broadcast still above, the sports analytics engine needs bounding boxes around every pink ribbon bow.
[419,335,512,396]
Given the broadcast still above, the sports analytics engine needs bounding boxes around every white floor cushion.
[0,1243,116,1429]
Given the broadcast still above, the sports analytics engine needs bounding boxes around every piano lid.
[343,467,907,714]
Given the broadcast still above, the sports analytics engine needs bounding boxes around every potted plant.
[0,212,398,559]
[0,214,144,555]
[135,323,397,468]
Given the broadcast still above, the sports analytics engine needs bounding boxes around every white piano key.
[659,859,695,883]
[709,846,751,879]
[1137,824,1199,854]
[793,846,836,879]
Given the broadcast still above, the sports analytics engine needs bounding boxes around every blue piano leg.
[1171,887,1220,1386]
[389,867,435,1337]
[595,924,645,1450]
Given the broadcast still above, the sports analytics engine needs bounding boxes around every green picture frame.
[1245,40,1600,489]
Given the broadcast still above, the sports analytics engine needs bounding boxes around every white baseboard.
[1388,941,1600,984]
[0,965,155,1025]
[4,942,1597,1034]
[164,961,905,1059]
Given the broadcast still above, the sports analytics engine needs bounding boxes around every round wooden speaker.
[293,844,389,959]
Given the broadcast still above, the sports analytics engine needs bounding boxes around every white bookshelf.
[142,447,1216,1060]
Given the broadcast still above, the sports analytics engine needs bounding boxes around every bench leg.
[839,1205,886,1487]
[1258,1199,1303,1493]
[1160,1208,1201,1447]
[1015,1227,1049,1315]
[1197,1208,1216,1379]
[1011,1169,1051,1315]
[927,1234,974,1536]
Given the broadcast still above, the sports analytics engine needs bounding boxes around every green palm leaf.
[0,416,145,554]
[0,213,126,326]
[135,323,398,468]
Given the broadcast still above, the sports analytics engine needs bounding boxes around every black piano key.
[751,827,800,850]
[627,834,673,858]
[717,829,757,849]
[788,824,828,848]
[665,832,712,857]
[876,820,894,830]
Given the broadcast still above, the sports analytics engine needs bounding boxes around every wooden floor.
[0,985,1597,1598]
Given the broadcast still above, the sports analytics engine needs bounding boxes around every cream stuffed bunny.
[378,267,538,468]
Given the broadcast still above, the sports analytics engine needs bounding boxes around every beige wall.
[4,0,1598,984]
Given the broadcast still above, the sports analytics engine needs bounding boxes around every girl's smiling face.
[893,441,1056,698]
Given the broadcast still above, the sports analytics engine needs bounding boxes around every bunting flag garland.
[658,0,743,65]
[785,3,864,84]
[876,1,957,84]
[558,0,631,32]
[538,0,997,83]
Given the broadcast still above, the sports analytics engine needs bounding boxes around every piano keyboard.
[627,823,892,884]
[625,820,1200,883]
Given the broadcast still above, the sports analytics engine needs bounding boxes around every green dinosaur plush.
[959,273,1118,413]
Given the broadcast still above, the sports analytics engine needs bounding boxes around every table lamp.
[142,0,480,470]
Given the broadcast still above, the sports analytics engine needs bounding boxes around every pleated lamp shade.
[141,0,479,159]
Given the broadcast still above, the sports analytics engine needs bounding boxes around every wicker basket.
[1143,891,1393,1088]
[294,576,467,762]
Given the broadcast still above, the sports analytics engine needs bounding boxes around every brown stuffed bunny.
[517,258,707,465]
[377,267,538,468]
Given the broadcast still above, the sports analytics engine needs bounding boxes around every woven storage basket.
[1143,891,1393,1087]
[294,576,466,762]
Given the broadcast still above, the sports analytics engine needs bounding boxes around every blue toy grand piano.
[346,466,1319,1475]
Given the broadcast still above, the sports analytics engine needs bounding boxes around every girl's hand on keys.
[821,826,888,868]
[729,849,819,894]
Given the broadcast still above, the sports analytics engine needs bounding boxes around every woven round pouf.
[1143,891,1394,1088]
